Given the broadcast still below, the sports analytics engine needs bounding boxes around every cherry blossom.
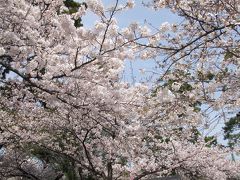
[0,0,239,179]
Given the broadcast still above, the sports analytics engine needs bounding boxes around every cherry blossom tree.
[0,0,239,179]
[145,0,240,127]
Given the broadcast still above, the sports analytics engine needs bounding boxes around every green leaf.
[204,136,217,147]
[223,112,240,147]
[206,72,215,80]
[224,51,234,60]
[179,82,193,93]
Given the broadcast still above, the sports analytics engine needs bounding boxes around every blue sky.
[82,1,179,27]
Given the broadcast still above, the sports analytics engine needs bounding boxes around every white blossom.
[0,47,5,56]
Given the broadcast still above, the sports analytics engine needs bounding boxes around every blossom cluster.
[0,0,239,179]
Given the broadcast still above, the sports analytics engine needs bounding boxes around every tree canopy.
[0,0,239,180]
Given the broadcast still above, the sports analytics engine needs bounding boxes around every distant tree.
[62,0,87,28]
[224,112,240,148]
